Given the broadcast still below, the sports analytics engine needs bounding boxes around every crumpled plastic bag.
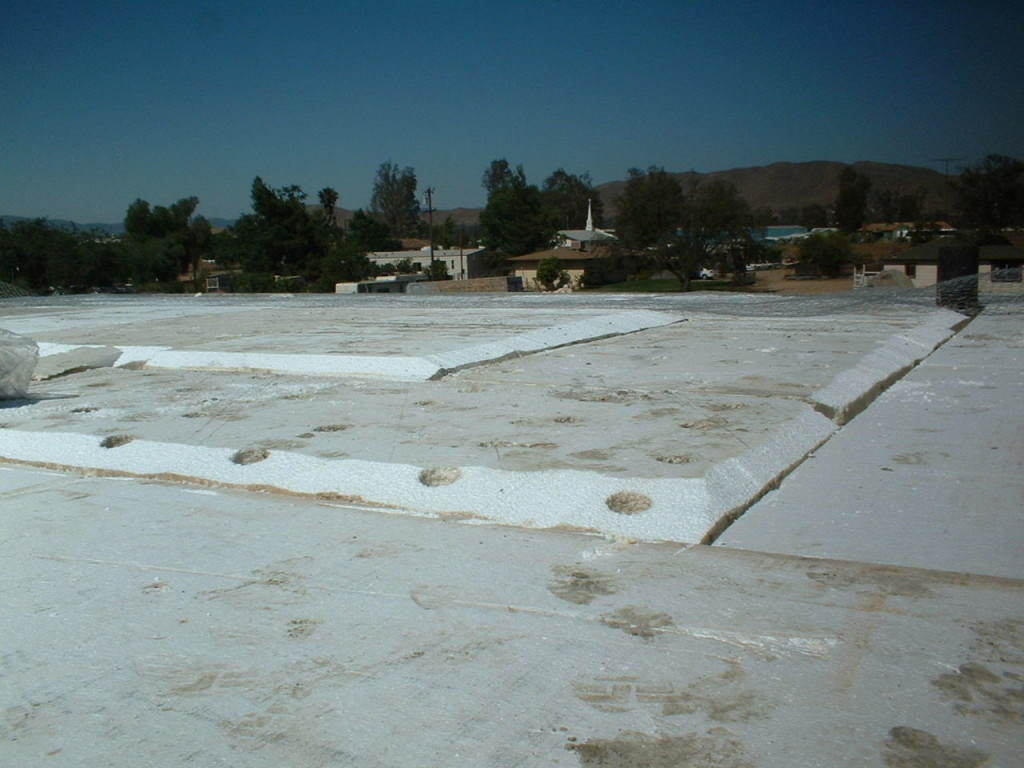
[0,328,39,399]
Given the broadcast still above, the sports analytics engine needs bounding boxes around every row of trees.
[1,218,124,292]
[3,155,1021,294]
[0,162,423,294]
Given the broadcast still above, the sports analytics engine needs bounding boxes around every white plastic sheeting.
[0,329,38,399]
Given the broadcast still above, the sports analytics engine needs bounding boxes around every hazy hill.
[0,215,236,235]
[594,161,949,219]
[435,161,950,226]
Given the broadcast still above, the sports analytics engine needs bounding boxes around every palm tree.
[318,187,339,228]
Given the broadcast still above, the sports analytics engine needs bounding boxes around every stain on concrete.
[661,665,772,722]
[100,434,133,448]
[931,662,1024,722]
[571,449,612,461]
[200,560,311,604]
[599,605,674,639]
[882,726,989,768]
[656,453,695,464]
[568,727,754,768]
[419,466,461,486]
[971,618,1024,665]
[572,664,772,722]
[548,565,618,604]
[680,416,729,431]
[410,584,459,610]
[258,438,304,450]
[285,618,322,639]
[892,451,949,465]
[605,491,652,515]
[805,566,934,598]
[164,664,263,695]
[232,447,270,465]
[2,702,39,741]
[927,618,1024,724]
[553,388,653,404]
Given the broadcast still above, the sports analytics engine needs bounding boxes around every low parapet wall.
[407,276,523,294]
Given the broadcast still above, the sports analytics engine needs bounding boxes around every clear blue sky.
[3,0,1022,223]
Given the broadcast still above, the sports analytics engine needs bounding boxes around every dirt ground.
[749,267,853,295]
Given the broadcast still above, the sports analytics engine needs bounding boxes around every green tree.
[394,257,417,274]
[232,177,328,280]
[122,237,177,286]
[668,179,757,290]
[797,231,852,277]
[347,209,397,252]
[315,238,372,290]
[432,214,457,248]
[482,158,515,195]
[426,259,449,281]
[182,215,212,288]
[834,166,871,233]
[954,154,1024,233]
[123,196,211,287]
[873,187,926,224]
[535,255,568,290]
[479,163,556,258]
[799,203,829,229]
[613,170,758,290]
[541,169,603,230]
[613,167,683,250]
[318,187,339,229]
[370,162,420,237]
[0,218,87,291]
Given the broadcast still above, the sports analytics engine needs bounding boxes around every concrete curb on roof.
[35,310,685,382]
[6,306,967,543]
[425,309,684,375]
[703,408,835,542]
[809,311,966,423]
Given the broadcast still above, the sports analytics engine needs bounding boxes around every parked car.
[698,267,717,280]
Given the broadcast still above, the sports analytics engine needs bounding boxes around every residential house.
[878,237,1023,289]
[861,222,955,242]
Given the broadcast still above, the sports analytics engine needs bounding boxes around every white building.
[368,246,486,280]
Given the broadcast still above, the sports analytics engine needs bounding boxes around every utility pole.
[424,187,435,274]
[931,157,963,220]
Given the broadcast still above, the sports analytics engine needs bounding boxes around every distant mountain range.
[593,161,950,217]
[2,161,950,232]
[0,215,237,235]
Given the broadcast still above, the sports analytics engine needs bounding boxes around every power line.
[931,157,964,217]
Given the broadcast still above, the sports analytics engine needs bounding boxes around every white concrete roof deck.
[717,313,1024,579]
[1,293,965,542]
[1,466,1021,767]
[2,289,1022,767]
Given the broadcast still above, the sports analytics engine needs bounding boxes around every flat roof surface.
[2,290,1022,767]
